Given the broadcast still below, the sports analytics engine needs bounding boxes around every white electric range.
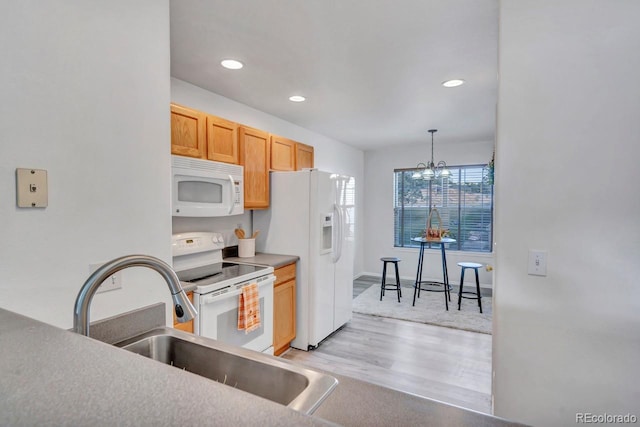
[172,232,275,354]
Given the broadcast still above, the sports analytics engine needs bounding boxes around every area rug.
[352,283,492,335]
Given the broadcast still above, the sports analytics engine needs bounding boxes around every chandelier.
[412,129,450,180]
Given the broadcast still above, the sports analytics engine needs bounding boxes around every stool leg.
[475,268,482,313]
[458,268,465,310]
[380,262,387,301]
[394,263,401,302]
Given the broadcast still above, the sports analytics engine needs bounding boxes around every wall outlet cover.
[90,263,123,293]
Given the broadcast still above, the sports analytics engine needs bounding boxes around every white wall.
[363,140,495,286]
[493,1,640,425]
[171,78,365,275]
[0,1,173,328]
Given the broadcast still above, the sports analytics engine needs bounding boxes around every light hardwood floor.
[282,278,493,414]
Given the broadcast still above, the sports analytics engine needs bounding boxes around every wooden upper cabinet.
[239,126,270,209]
[295,142,314,170]
[170,104,206,158]
[206,115,239,164]
[270,135,296,171]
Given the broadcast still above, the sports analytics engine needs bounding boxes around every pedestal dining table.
[411,237,456,310]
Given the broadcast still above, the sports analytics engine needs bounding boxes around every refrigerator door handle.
[332,204,343,263]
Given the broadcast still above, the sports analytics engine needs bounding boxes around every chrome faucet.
[73,254,197,336]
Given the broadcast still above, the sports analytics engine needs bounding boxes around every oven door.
[194,275,274,354]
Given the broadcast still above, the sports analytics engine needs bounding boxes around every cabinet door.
[173,291,194,333]
[270,135,296,171]
[206,115,239,164]
[239,126,270,209]
[273,279,296,356]
[171,104,206,158]
[295,142,314,170]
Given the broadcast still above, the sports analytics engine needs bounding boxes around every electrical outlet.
[527,250,547,276]
[90,263,123,293]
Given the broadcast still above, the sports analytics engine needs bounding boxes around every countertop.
[314,371,526,427]
[0,306,526,426]
[0,308,333,427]
[225,252,299,269]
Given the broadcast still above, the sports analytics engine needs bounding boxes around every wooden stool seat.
[380,257,402,302]
[457,262,483,313]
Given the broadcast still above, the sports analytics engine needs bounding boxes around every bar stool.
[457,262,483,313]
[380,257,402,303]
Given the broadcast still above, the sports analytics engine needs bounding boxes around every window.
[394,165,493,252]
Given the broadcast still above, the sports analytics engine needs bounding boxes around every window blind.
[393,165,493,252]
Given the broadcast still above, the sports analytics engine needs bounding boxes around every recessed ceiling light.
[221,59,243,70]
[442,79,465,88]
[289,95,306,102]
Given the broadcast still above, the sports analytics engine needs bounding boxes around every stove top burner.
[176,262,268,287]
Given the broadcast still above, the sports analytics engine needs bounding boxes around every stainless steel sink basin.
[114,327,337,414]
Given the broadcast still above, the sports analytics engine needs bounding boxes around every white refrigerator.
[254,169,355,350]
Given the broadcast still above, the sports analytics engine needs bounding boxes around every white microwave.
[171,155,244,217]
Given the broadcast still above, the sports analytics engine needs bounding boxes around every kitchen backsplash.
[172,212,252,248]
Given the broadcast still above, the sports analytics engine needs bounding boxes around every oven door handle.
[202,277,275,305]
[203,287,241,305]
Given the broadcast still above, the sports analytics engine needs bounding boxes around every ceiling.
[170,0,498,151]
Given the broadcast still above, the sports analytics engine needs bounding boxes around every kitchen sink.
[114,327,337,414]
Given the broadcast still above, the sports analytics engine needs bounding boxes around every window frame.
[393,164,494,253]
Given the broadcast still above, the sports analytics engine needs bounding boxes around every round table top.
[410,237,456,244]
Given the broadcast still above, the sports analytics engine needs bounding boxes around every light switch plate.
[528,250,548,276]
[16,168,48,208]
